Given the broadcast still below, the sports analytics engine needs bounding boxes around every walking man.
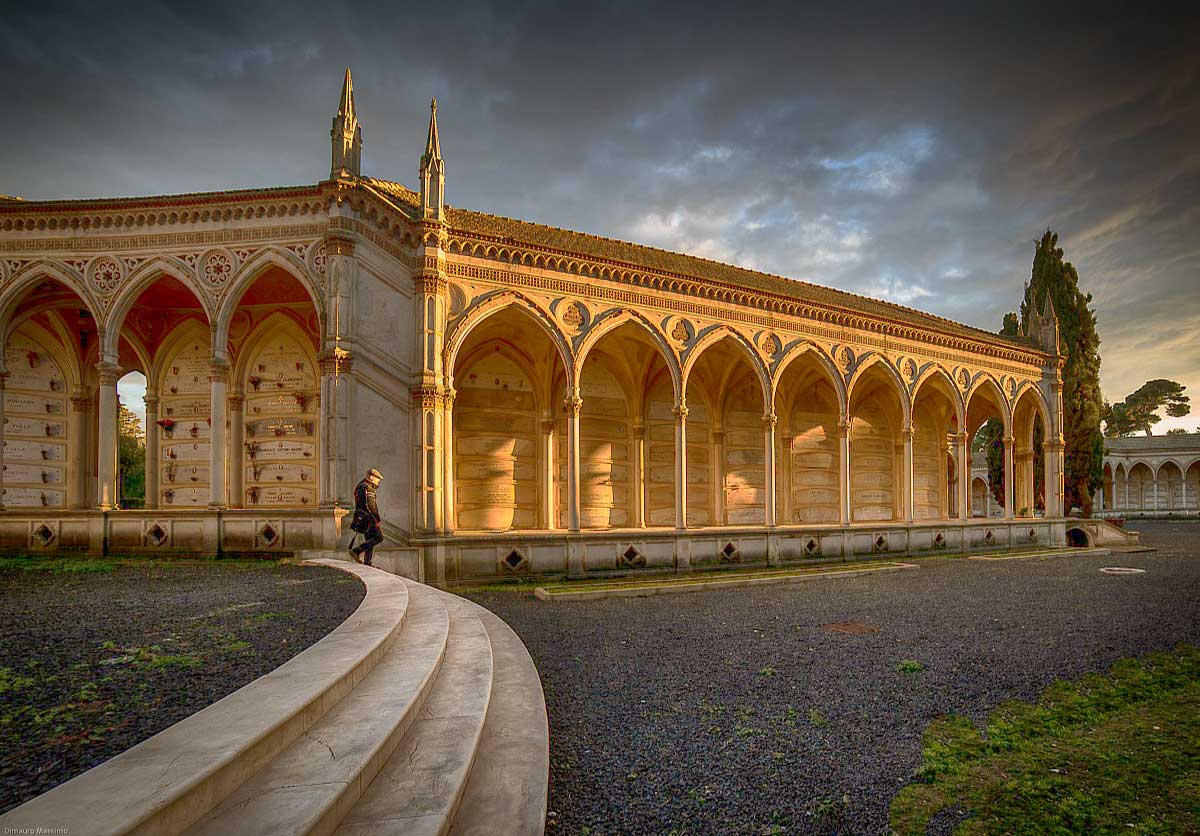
[350,468,384,566]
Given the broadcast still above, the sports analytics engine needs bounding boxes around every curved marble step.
[333,592,495,836]
[0,560,409,836]
[186,577,451,836]
[447,602,549,836]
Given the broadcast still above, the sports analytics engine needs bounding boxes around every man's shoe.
[349,546,361,563]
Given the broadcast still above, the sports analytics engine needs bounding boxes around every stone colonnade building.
[1100,434,1200,516]
[0,71,1069,581]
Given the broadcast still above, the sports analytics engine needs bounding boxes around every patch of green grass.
[253,611,293,622]
[890,643,1200,835]
[897,659,925,674]
[0,666,35,695]
[143,653,203,670]
[0,556,116,573]
[808,707,829,727]
[758,666,776,677]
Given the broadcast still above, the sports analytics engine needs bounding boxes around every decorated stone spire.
[330,68,362,181]
[1039,290,1062,355]
[420,98,445,220]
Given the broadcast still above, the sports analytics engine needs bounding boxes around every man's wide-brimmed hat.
[367,468,383,480]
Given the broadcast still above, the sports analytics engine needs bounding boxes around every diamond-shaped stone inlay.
[804,537,821,558]
[873,534,888,553]
[617,546,645,568]
[501,549,528,573]
[720,542,741,562]
[146,523,168,547]
[1028,528,1038,543]
[33,523,55,546]
[933,532,946,550]
[257,523,280,547]
[984,529,996,545]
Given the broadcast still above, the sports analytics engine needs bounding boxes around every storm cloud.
[2,1,1196,426]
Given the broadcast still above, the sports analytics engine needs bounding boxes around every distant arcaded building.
[1100,434,1200,516]
[0,71,1070,581]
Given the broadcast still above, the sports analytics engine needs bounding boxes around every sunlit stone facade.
[0,72,1069,580]
[1099,435,1200,516]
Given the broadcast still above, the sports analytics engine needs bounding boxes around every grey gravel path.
[0,559,363,813]
[469,521,1200,835]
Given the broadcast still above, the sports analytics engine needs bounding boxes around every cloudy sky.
[2,1,1197,430]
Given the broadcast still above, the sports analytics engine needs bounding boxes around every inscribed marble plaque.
[163,442,210,462]
[3,464,64,484]
[4,417,64,438]
[4,441,65,462]
[2,487,65,507]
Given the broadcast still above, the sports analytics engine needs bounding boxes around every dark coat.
[351,479,381,534]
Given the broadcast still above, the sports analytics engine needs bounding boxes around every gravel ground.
[469,521,1200,835]
[0,558,363,813]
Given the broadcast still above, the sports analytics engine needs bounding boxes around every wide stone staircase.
[0,560,548,836]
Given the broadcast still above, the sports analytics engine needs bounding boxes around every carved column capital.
[324,233,356,257]
[901,425,916,440]
[762,412,778,431]
[711,429,725,444]
[209,359,230,383]
[411,384,444,411]
[954,431,969,445]
[837,418,851,438]
[318,349,354,376]
[96,362,121,386]
[413,274,448,297]
[672,403,689,423]
[227,394,245,411]
[541,419,557,435]
[632,422,646,439]
[563,394,584,418]
[0,370,8,390]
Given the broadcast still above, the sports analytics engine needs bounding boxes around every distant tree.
[1103,379,1190,437]
[976,418,1005,506]
[1166,428,1188,435]
[1017,230,1104,515]
[118,404,146,508]
[1000,312,1021,337]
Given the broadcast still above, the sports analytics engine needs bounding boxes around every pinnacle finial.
[330,67,362,180]
[422,96,443,168]
[420,97,445,219]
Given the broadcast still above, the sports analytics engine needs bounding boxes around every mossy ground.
[890,644,1200,835]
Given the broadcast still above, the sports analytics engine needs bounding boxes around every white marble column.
[1044,439,1064,517]
[442,388,455,533]
[902,424,915,523]
[540,417,556,530]
[208,359,229,508]
[632,422,646,528]
[711,427,724,526]
[763,411,778,527]
[956,432,970,521]
[96,363,120,510]
[1002,434,1015,519]
[565,389,582,532]
[412,387,445,533]
[68,390,89,509]
[0,372,7,511]
[1152,477,1159,512]
[227,392,244,509]
[318,350,354,509]
[780,420,793,525]
[838,418,851,525]
[674,400,688,530]
[144,395,160,509]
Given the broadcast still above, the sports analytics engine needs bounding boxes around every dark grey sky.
[2,1,1197,427]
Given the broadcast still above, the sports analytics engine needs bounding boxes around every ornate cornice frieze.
[0,187,325,234]
[444,260,1047,375]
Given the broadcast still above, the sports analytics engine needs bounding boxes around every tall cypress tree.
[1006,230,1104,514]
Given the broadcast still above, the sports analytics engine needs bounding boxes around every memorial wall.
[645,377,679,527]
[723,381,766,525]
[454,350,538,531]
[158,335,211,507]
[787,392,840,524]
[242,327,318,508]
[2,328,68,508]
[912,404,947,520]
[568,361,631,529]
[850,398,897,522]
